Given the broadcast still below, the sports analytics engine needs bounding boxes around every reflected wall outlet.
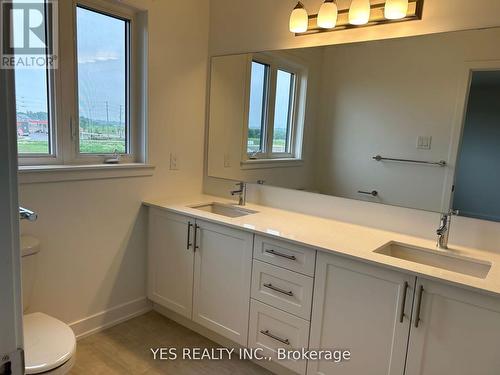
[170,153,179,170]
[417,136,432,150]
[224,153,231,168]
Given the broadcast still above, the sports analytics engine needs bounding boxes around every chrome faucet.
[230,182,247,206]
[436,210,458,249]
[19,207,38,222]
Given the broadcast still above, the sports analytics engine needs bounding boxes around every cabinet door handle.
[260,330,290,345]
[399,281,409,323]
[186,222,193,250]
[193,224,200,252]
[265,249,296,261]
[263,283,294,297]
[414,285,424,328]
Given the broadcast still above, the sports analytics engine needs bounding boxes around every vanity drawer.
[253,236,316,277]
[251,260,313,320]
[248,299,310,375]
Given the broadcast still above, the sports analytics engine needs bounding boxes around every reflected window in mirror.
[273,69,295,153]
[453,70,500,222]
[248,61,270,155]
[245,54,305,161]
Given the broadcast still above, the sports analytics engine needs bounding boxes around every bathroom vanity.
[144,197,500,375]
[145,24,500,375]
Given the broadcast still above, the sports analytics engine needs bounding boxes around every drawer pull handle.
[263,283,294,297]
[265,249,297,261]
[260,330,290,345]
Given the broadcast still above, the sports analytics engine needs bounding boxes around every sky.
[14,4,126,123]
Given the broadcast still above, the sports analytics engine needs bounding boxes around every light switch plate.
[417,136,432,150]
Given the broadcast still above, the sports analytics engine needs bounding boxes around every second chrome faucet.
[436,210,459,249]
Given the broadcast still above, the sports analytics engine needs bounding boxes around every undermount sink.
[191,202,258,218]
[374,242,492,279]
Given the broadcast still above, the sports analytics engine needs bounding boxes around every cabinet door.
[405,278,500,375]
[148,209,194,319]
[193,220,253,346]
[308,252,415,375]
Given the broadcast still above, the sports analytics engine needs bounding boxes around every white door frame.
[0,18,25,375]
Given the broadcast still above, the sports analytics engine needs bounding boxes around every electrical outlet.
[417,136,432,150]
[170,153,179,170]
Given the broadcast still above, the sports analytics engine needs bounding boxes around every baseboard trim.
[70,297,153,340]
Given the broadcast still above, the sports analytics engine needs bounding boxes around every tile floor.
[69,311,272,375]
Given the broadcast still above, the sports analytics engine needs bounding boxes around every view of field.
[247,62,293,155]
[17,114,126,155]
[247,128,287,153]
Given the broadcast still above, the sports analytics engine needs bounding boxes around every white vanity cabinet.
[148,205,500,375]
[192,219,253,346]
[147,208,253,346]
[308,252,416,375]
[405,278,500,375]
[148,209,195,319]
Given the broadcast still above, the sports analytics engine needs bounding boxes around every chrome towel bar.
[373,155,446,167]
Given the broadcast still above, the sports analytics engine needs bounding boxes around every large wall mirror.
[207,27,500,222]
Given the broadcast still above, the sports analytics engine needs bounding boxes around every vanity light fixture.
[289,2,309,33]
[290,0,424,36]
[317,0,338,29]
[348,0,371,25]
[385,0,409,19]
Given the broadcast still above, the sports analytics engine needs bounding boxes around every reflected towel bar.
[373,155,446,167]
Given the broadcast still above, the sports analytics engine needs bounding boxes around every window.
[13,0,53,155]
[247,61,269,154]
[12,0,145,166]
[273,69,295,153]
[245,55,304,162]
[15,60,52,154]
[76,6,129,155]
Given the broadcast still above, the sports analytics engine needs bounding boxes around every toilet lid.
[24,313,76,374]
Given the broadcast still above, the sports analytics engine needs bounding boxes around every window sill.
[240,158,304,170]
[18,163,155,184]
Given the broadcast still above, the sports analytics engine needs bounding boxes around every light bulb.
[384,0,408,20]
[349,0,371,25]
[289,2,308,33]
[317,0,338,29]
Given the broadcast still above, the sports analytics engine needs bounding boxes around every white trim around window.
[241,51,308,166]
[17,0,148,171]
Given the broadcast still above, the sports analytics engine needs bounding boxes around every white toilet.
[21,236,77,375]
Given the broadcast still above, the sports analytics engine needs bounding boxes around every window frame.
[16,0,62,166]
[242,52,306,164]
[70,0,136,164]
[17,0,145,166]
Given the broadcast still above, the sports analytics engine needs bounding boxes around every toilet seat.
[24,313,76,375]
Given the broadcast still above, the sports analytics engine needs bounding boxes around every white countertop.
[143,195,500,297]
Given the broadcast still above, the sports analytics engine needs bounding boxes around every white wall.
[314,28,500,212]
[209,0,500,55]
[207,0,500,254]
[19,0,209,332]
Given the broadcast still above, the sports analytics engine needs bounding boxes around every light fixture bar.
[295,0,424,36]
